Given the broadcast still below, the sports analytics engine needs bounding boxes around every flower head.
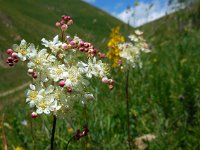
[6,15,113,116]
[41,35,62,54]
[118,30,151,69]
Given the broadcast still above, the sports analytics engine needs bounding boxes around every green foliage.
[139,4,200,149]
[168,0,195,5]
[0,0,200,149]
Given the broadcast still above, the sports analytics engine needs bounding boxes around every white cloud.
[82,0,96,3]
[114,2,123,10]
[115,0,184,27]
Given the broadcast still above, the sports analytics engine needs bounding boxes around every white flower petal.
[30,84,35,90]
[53,35,59,43]
[36,108,43,114]
[44,109,50,114]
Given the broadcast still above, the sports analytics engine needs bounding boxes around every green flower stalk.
[117,29,151,150]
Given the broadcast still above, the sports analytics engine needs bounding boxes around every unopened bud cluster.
[6,15,113,117]
[6,49,18,66]
[62,36,98,57]
[56,15,73,31]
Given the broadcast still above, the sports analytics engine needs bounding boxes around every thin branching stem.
[50,115,57,150]
[30,117,36,150]
[84,104,88,150]
[125,69,131,150]
[61,29,65,43]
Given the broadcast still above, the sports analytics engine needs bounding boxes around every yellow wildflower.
[14,146,24,150]
[106,26,124,67]
[67,127,74,134]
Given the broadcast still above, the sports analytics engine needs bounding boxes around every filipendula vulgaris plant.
[5,15,114,150]
[107,29,151,150]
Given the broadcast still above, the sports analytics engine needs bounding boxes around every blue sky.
[83,0,157,14]
[82,0,181,26]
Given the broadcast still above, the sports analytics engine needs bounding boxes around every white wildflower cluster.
[6,16,114,117]
[118,30,151,68]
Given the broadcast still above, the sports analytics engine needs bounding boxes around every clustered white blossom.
[6,15,114,117]
[118,30,151,68]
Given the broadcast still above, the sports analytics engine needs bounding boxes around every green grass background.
[0,0,200,149]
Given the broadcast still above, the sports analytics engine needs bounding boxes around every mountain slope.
[0,0,127,50]
[0,0,129,92]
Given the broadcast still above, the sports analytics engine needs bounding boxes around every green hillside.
[138,4,200,149]
[0,0,200,149]
[0,0,128,49]
[0,0,129,93]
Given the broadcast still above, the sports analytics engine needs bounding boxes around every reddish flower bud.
[89,43,92,47]
[12,52,18,59]
[67,87,72,93]
[59,80,65,87]
[62,43,68,49]
[56,22,61,27]
[32,72,37,79]
[79,41,84,46]
[61,15,65,19]
[31,112,38,118]
[84,43,89,48]
[84,48,88,52]
[67,19,73,25]
[64,16,71,21]
[63,16,68,20]
[13,59,18,63]
[8,62,14,66]
[60,20,65,25]
[7,49,13,54]
[67,16,71,20]
[102,77,109,84]
[70,41,75,46]
[61,24,68,31]
[79,47,84,52]
[90,48,95,53]
[7,56,13,62]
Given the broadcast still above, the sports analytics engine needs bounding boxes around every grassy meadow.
[0,0,200,149]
